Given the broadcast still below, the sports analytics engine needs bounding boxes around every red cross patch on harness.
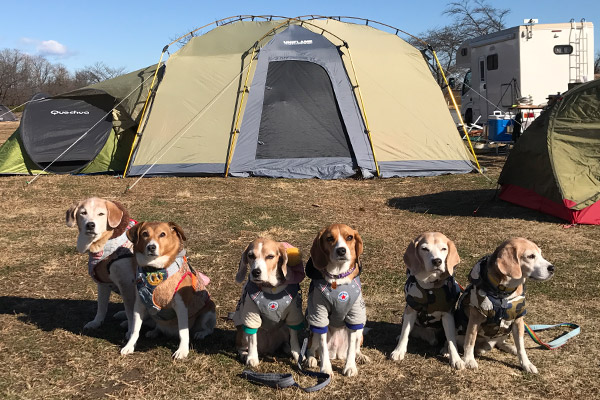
[268,301,279,311]
[338,291,349,302]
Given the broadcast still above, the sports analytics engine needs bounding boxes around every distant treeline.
[0,48,125,106]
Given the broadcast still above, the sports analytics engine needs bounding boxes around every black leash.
[241,338,331,392]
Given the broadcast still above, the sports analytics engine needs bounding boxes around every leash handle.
[525,322,580,350]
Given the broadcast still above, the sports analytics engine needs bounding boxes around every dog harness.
[239,281,302,331]
[404,273,461,329]
[136,250,209,321]
[307,275,366,333]
[87,219,136,289]
[455,256,527,338]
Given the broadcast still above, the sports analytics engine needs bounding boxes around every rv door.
[477,56,488,120]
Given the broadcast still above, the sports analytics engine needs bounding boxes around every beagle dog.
[66,197,137,335]
[233,238,305,366]
[390,232,465,369]
[305,224,369,377]
[120,222,216,359]
[456,238,555,373]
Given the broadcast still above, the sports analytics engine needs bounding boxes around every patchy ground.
[0,124,598,399]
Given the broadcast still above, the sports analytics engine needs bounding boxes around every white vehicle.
[457,19,594,128]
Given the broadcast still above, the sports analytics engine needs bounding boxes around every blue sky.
[1,0,598,73]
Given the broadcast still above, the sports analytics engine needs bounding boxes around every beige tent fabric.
[307,19,472,163]
[132,21,282,169]
[131,18,473,175]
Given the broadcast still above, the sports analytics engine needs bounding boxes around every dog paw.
[172,348,189,359]
[521,362,538,374]
[120,344,135,355]
[321,364,333,375]
[84,320,102,330]
[245,356,259,367]
[306,356,318,368]
[113,310,127,320]
[145,329,160,339]
[390,349,406,361]
[464,358,478,370]
[343,364,358,377]
[450,357,465,370]
[291,350,300,363]
[498,342,517,355]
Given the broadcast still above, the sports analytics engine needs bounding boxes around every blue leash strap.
[241,338,331,392]
[524,322,580,350]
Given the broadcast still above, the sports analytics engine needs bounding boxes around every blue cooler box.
[488,112,514,141]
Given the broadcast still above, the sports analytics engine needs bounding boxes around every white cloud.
[38,40,68,56]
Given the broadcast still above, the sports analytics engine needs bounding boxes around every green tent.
[0,64,161,175]
[499,78,600,224]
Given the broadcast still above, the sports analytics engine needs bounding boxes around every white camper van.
[456,19,594,130]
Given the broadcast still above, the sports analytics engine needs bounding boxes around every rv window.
[553,45,573,55]
[486,54,498,70]
[479,60,485,81]
[460,48,468,56]
[462,70,472,95]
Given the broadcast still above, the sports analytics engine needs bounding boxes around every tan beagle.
[120,222,216,359]
[390,232,464,369]
[456,238,555,373]
[66,197,137,336]
[233,238,305,367]
[305,224,369,377]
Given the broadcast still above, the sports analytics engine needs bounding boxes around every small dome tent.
[0,64,162,175]
[0,105,17,122]
[499,78,600,224]
[127,16,475,179]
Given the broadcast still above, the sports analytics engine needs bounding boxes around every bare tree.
[76,62,126,85]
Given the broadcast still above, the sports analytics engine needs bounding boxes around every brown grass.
[0,130,598,399]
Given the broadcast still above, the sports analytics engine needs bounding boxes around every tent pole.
[430,49,483,174]
[122,50,167,178]
[224,44,258,177]
[345,47,381,177]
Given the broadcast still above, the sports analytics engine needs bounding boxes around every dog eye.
[98,212,105,216]
[421,247,429,252]
[527,254,536,259]
[142,231,149,238]
[326,236,334,242]
[266,255,275,260]
[80,211,87,215]
[159,232,166,238]
[248,253,256,259]
[441,247,447,251]
[346,235,353,241]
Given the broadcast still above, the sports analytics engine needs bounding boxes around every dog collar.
[139,250,187,285]
[323,263,357,280]
[472,256,518,298]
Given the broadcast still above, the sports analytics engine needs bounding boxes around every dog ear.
[494,241,522,280]
[168,222,186,242]
[65,203,80,227]
[127,222,144,245]
[354,230,364,261]
[404,235,425,274]
[310,227,329,270]
[277,242,289,281]
[235,243,251,284]
[445,238,460,275]
[105,200,124,229]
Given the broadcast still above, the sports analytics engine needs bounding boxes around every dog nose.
[432,258,442,267]
[336,247,346,257]
[147,243,156,253]
[251,269,261,278]
[547,265,555,273]
[86,222,95,230]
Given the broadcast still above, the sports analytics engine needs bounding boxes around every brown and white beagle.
[304,224,369,377]
[66,197,137,336]
[390,232,464,369]
[232,238,305,366]
[120,222,216,359]
[456,238,555,373]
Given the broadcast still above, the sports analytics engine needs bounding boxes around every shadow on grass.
[388,189,563,223]
[0,296,236,356]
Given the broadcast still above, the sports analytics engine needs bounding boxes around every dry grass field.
[1,119,599,399]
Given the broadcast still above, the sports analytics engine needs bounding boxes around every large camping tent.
[127,16,475,178]
[0,105,17,122]
[499,78,600,224]
[0,64,162,174]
